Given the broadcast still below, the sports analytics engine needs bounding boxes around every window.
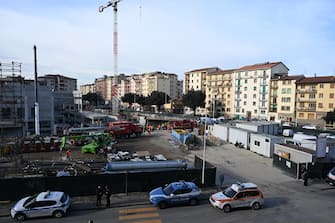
[261,110,266,114]
[282,88,286,94]
[245,79,248,84]
[254,109,257,114]
[253,94,256,98]
[287,88,291,94]
[265,139,269,142]
[254,140,260,146]
[242,109,245,113]
[245,191,260,197]
[236,109,240,112]
[331,83,335,88]
[243,101,247,105]
[310,94,315,99]
[319,93,323,98]
[254,79,257,83]
[330,103,334,109]
[301,84,305,89]
[299,102,304,107]
[287,80,291,84]
[253,86,257,91]
[301,94,305,98]
[299,113,304,118]
[253,102,256,106]
[318,103,323,108]
[244,94,247,99]
[320,83,324,88]
[330,93,334,99]
[308,113,315,119]
[244,87,248,91]
[236,192,245,199]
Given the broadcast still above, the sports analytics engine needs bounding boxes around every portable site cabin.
[274,143,315,163]
[228,127,255,149]
[235,122,279,136]
[250,133,285,158]
[212,124,230,141]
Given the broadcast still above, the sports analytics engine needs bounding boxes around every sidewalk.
[0,188,218,218]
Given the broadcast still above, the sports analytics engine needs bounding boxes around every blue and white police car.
[149,181,201,209]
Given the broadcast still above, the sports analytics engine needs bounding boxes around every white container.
[250,133,284,157]
[228,127,253,149]
[212,124,229,141]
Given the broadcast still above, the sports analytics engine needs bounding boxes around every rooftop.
[296,76,335,84]
[236,61,287,71]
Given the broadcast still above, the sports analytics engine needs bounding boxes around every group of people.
[96,185,112,208]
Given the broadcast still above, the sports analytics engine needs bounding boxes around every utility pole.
[33,45,40,136]
[99,0,123,115]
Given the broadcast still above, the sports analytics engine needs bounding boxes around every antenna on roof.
[314,73,317,78]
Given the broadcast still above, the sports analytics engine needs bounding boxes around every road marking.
[119,212,159,220]
[119,207,157,214]
[127,219,162,223]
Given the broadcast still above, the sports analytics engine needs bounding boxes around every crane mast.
[99,0,122,114]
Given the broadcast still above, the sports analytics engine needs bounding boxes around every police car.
[10,191,71,221]
[149,181,201,209]
[209,182,264,212]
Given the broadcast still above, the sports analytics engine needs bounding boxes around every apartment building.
[80,83,95,95]
[38,74,77,93]
[205,69,235,117]
[296,76,335,127]
[184,67,220,94]
[233,62,289,120]
[142,72,170,97]
[269,75,304,122]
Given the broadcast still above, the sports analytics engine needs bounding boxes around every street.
[1,130,335,223]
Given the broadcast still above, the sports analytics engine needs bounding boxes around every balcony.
[272,85,278,89]
[259,98,268,102]
[235,98,242,101]
[297,107,316,112]
[260,82,268,86]
[259,91,268,94]
[297,98,316,102]
[296,88,317,93]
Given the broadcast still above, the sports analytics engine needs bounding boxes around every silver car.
[11,191,71,221]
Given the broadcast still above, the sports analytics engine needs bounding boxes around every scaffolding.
[0,61,24,139]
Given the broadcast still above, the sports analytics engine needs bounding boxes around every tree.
[182,90,205,116]
[82,92,104,106]
[146,91,170,112]
[121,93,136,107]
[322,109,335,124]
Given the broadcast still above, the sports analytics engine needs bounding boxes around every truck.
[109,121,143,138]
[167,119,196,130]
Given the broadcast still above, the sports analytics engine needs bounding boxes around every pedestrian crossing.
[118,206,161,223]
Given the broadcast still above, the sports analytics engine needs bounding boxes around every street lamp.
[201,112,207,185]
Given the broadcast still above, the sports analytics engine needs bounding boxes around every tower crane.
[99,0,123,114]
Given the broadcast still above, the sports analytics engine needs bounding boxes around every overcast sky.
[1,0,335,86]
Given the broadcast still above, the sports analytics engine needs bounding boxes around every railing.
[297,107,316,111]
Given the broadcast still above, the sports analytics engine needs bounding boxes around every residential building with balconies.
[205,69,235,117]
[184,67,220,94]
[233,62,289,120]
[268,75,304,122]
[296,76,335,127]
[80,83,96,95]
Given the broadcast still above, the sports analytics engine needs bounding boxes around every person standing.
[96,185,103,207]
[104,185,112,208]
[302,167,309,186]
[65,149,72,161]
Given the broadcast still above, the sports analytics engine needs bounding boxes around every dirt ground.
[1,129,192,177]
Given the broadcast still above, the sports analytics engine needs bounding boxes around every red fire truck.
[109,121,143,138]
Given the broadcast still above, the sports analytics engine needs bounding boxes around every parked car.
[11,191,71,221]
[209,182,264,212]
[326,166,335,186]
[149,180,201,209]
